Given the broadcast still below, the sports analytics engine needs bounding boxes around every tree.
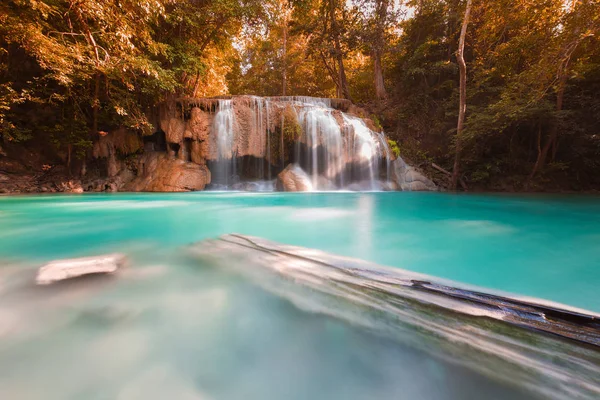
[2,0,600,191]
[280,0,293,95]
[353,0,399,100]
[451,0,472,190]
[372,0,390,99]
[292,0,356,100]
[0,0,265,172]
[229,0,337,96]
[528,0,599,182]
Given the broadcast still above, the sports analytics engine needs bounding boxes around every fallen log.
[432,163,468,191]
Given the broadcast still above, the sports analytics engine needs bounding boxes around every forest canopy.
[1,0,599,190]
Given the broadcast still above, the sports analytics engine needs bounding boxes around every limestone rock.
[164,118,186,144]
[276,164,313,192]
[185,107,212,141]
[93,128,142,159]
[125,152,211,192]
[178,144,190,161]
[392,157,436,191]
[331,110,345,130]
[69,186,84,194]
[107,152,121,177]
[36,253,127,285]
[190,140,209,165]
[92,128,141,179]
[57,180,84,193]
[234,101,263,158]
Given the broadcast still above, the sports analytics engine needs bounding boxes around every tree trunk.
[329,0,352,101]
[373,50,387,100]
[67,143,72,175]
[528,1,585,183]
[335,44,352,100]
[373,0,388,100]
[192,72,201,97]
[92,72,100,135]
[451,0,472,191]
[319,51,341,93]
[446,0,460,60]
[282,18,288,96]
[528,74,567,183]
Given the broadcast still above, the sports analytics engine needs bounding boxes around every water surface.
[1,192,598,311]
[1,192,599,400]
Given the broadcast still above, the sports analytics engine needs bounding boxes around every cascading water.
[342,115,380,190]
[297,100,345,188]
[206,96,393,191]
[250,96,266,181]
[212,99,236,186]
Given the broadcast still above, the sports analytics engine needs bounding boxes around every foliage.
[0,0,263,164]
[1,0,599,190]
[387,138,400,158]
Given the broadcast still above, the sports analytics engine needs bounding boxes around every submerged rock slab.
[191,234,600,346]
[189,234,600,399]
[36,253,127,285]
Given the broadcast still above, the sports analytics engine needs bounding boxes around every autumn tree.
[352,0,401,100]
[450,0,471,190]
[0,0,264,172]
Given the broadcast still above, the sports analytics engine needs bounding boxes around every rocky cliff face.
[0,96,436,193]
[124,153,210,192]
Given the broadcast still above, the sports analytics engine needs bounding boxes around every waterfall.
[213,99,236,186]
[265,99,272,181]
[342,115,379,190]
[376,131,392,185]
[297,102,344,188]
[204,96,393,191]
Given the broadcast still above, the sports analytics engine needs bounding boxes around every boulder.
[69,186,84,194]
[36,253,127,285]
[276,164,313,192]
[56,180,85,193]
[125,152,211,192]
[392,157,436,191]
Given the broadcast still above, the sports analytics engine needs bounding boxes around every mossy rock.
[269,105,302,165]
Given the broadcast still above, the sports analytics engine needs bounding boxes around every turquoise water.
[1,192,599,400]
[1,192,599,311]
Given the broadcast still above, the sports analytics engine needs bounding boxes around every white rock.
[392,157,437,191]
[36,253,127,285]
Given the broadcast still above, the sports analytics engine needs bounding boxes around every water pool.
[1,192,599,311]
[1,192,599,399]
